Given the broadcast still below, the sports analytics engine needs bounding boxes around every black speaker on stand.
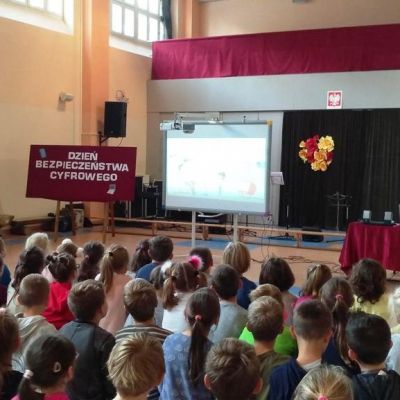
[104,101,127,138]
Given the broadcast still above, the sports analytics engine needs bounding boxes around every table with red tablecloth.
[339,221,400,272]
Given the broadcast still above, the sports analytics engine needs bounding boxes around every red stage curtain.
[152,24,400,80]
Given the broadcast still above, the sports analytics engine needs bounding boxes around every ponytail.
[18,333,75,400]
[162,262,200,310]
[99,244,129,292]
[185,288,220,385]
[320,277,354,365]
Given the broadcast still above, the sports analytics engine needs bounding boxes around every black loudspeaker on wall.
[104,101,127,138]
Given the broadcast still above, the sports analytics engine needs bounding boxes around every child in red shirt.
[43,253,76,330]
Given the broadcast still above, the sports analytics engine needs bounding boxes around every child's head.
[249,283,283,305]
[350,258,386,304]
[47,252,76,283]
[293,300,332,344]
[248,296,284,342]
[56,238,79,258]
[68,280,106,323]
[17,274,49,310]
[130,240,151,273]
[320,277,354,363]
[210,264,240,301]
[390,286,400,324]
[123,279,158,322]
[222,241,251,275]
[301,264,332,298]
[77,240,105,281]
[149,265,165,293]
[12,246,45,292]
[259,257,295,292]
[185,288,220,385]
[148,236,173,263]
[18,333,75,400]
[99,244,129,292]
[346,311,391,367]
[205,338,261,400]
[25,232,49,254]
[107,333,165,398]
[293,364,353,400]
[189,247,213,273]
[0,308,20,388]
[162,262,200,310]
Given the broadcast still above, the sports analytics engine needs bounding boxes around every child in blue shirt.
[160,288,220,400]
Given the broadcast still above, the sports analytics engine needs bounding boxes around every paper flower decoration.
[299,135,334,172]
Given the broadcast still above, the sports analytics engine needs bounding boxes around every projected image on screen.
[164,124,271,214]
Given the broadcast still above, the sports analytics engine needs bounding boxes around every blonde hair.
[222,242,250,275]
[301,264,332,298]
[293,365,353,400]
[99,244,129,292]
[25,232,49,254]
[107,333,165,397]
[250,283,283,305]
[390,286,400,324]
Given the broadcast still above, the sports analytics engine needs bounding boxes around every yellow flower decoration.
[317,136,334,152]
[299,149,308,162]
[314,150,327,162]
[299,141,306,148]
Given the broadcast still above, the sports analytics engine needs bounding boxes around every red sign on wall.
[26,145,137,202]
[327,90,343,109]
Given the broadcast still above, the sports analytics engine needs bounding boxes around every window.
[111,0,164,43]
[0,0,74,33]
[5,0,66,19]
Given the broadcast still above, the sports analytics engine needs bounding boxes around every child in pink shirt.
[97,244,131,335]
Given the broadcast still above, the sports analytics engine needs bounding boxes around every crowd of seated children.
[7,246,45,315]
[222,241,256,309]
[13,333,76,400]
[129,240,151,278]
[108,333,165,400]
[239,284,298,357]
[292,364,353,400]
[160,288,220,400]
[161,261,204,333]
[0,308,22,400]
[295,264,332,308]
[248,296,290,400]
[116,278,171,400]
[12,274,56,373]
[96,244,131,335]
[76,240,105,282]
[268,300,333,400]
[43,253,76,330]
[208,264,247,342]
[350,258,391,322]
[136,236,173,282]
[320,277,360,376]
[204,338,261,400]
[347,311,400,400]
[259,257,297,325]
[60,279,116,400]
[0,237,11,305]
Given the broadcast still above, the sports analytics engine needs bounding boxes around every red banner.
[26,145,137,202]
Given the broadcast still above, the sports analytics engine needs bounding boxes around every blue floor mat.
[175,238,260,251]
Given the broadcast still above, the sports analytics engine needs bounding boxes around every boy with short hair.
[60,279,116,400]
[204,337,262,400]
[136,236,173,281]
[247,296,290,400]
[268,300,332,400]
[346,311,400,400]
[12,274,56,372]
[209,264,248,342]
[108,333,165,400]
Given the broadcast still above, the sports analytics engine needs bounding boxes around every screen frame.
[162,121,272,215]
